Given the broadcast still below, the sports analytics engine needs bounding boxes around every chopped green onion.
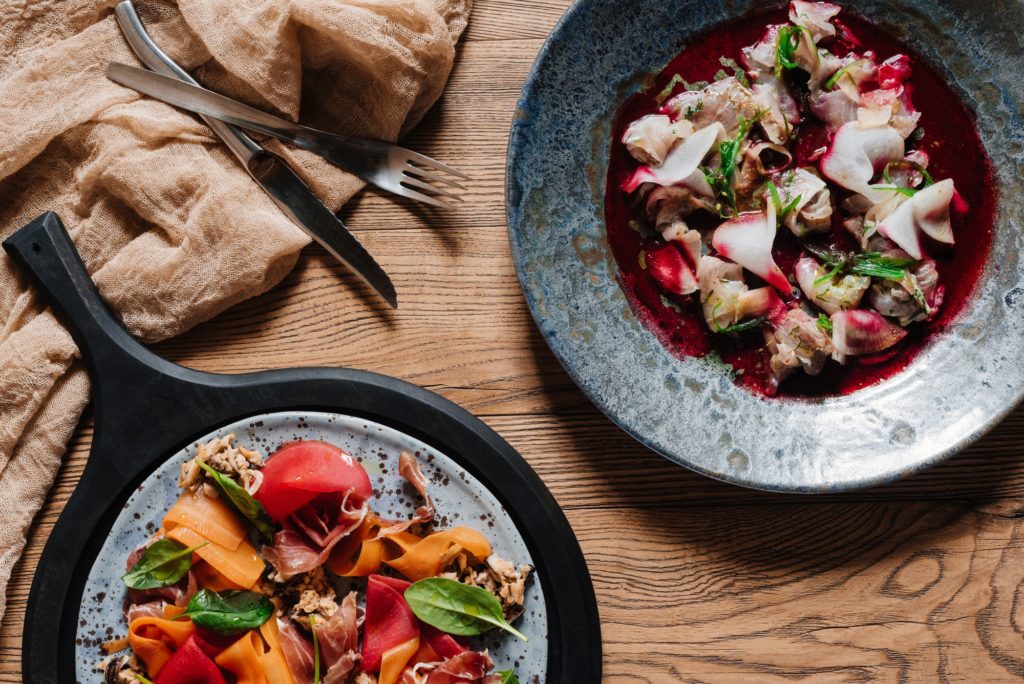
[824,58,869,90]
[775,26,812,78]
[817,314,833,334]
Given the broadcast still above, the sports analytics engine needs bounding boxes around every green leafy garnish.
[684,99,704,120]
[719,56,750,88]
[310,614,321,684]
[176,589,274,635]
[655,74,684,105]
[196,461,275,542]
[705,112,766,216]
[660,294,683,313]
[775,26,812,78]
[805,243,917,282]
[121,539,207,590]
[716,316,766,335]
[824,58,869,90]
[765,180,800,217]
[497,669,521,684]
[817,314,833,334]
[404,578,528,642]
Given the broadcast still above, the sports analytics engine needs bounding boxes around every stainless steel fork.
[106,62,469,209]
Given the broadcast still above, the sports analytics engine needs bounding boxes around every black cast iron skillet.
[5,212,601,683]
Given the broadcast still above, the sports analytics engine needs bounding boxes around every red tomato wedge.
[362,575,420,672]
[254,440,372,521]
[154,635,227,684]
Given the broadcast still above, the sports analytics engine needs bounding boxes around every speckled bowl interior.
[76,412,547,682]
[506,0,1024,491]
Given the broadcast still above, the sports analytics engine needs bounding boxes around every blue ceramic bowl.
[506,0,1024,491]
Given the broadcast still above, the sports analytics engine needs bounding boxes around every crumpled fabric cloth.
[0,0,470,620]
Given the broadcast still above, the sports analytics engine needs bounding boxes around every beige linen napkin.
[0,0,471,620]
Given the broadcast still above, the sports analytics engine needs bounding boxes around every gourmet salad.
[612,1,976,394]
[100,436,532,684]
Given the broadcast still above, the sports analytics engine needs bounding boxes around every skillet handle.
[2,211,157,377]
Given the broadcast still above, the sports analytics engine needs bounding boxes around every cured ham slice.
[403,651,500,684]
[263,493,368,577]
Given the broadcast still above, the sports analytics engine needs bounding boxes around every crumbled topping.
[441,554,534,622]
[179,433,264,491]
[264,567,341,626]
[99,654,143,684]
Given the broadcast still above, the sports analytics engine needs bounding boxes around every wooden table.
[3,1,1023,680]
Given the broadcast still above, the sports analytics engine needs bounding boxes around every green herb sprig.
[775,26,812,78]
[196,461,275,543]
[497,669,521,684]
[704,111,766,216]
[766,179,802,218]
[404,578,527,642]
[805,244,917,283]
[121,539,207,590]
[716,316,766,335]
[817,314,833,334]
[176,589,274,635]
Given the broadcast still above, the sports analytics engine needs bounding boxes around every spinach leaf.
[497,669,521,684]
[177,589,273,635]
[121,538,206,590]
[197,461,275,542]
[404,578,527,642]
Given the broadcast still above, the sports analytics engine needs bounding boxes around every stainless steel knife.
[112,1,397,309]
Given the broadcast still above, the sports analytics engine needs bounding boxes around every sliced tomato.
[254,440,372,521]
[361,575,420,672]
[154,635,227,684]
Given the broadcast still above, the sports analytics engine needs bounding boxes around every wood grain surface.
[3,1,1024,681]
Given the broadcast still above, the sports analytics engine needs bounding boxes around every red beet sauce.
[604,9,996,398]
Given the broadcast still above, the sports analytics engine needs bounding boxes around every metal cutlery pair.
[110,1,469,308]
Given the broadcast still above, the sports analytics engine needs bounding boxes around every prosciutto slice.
[374,453,438,539]
[278,618,316,684]
[403,651,501,684]
[263,492,368,576]
[316,592,362,684]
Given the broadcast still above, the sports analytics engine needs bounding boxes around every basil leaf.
[177,589,274,635]
[497,669,520,684]
[404,578,528,642]
[121,539,206,590]
[197,461,275,543]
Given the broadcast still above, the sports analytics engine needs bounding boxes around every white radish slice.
[820,122,904,203]
[830,309,908,362]
[645,242,699,295]
[711,202,792,295]
[877,179,956,258]
[789,0,841,41]
[622,123,724,193]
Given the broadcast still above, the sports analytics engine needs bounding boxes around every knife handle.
[113,1,261,166]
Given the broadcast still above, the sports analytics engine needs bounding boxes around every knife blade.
[112,0,396,308]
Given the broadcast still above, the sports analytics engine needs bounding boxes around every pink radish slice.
[645,242,698,295]
[622,123,723,193]
[820,122,904,202]
[877,179,956,258]
[737,287,787,325]
[660,223,702,273]
[831,309,908,360]
[711,204,792,296]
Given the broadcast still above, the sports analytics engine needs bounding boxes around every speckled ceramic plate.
[506,0,1024,491]
[76,411,548,682]
[8,214,600,683]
